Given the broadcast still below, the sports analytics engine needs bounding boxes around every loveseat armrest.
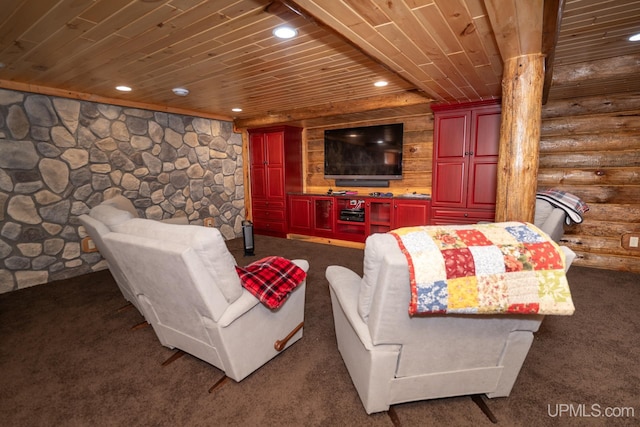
[326,265,376,350]
[218,258,309,327]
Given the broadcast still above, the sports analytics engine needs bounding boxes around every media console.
[286,194,431,243]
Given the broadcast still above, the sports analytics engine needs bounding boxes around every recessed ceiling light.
[629,33,640,41]
[116,85,132,92]
[374,80,388,87]
[231,108,243,112]
[172,87,189,96]
[273,26,297,39]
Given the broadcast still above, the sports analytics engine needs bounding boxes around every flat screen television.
[324,123,403,183]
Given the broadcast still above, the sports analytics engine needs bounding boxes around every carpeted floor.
[1,235,638,426]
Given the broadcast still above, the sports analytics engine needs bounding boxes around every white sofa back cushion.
[90,204,135,227]
[112,218,243,303]
[101,195,139,218]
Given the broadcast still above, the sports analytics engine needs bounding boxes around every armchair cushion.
[112,218,243,303]
[235,256,307,309]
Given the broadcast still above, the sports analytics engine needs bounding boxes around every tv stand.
[287,194,431,244]
[335,179,389,188]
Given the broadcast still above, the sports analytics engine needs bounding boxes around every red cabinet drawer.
[253,199,285,211]
[253,208,285,221]
[253,219,286,233]
[431,208,495,224]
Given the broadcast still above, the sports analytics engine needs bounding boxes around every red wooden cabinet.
[393,199,431,228]
[249,126,302,237]
[431,101,501,225]
[287,195,430,242]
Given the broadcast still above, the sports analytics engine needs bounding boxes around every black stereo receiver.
[340,209,365,222]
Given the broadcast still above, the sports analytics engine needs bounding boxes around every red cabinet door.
[393,199,430,228]
[249,133,267,199]
[288,195,312,233]
[432,111,470,208]
[467,107,500,210]
[264,132,285,200]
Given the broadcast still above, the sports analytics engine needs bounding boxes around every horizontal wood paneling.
[305,115,432,196]
[539,92,640,273]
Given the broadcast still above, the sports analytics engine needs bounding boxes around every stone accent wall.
[0,89,245,293]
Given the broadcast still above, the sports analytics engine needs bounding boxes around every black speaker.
[335,179,390,188]
[242,220,255,256]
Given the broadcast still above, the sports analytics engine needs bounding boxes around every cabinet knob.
[464,213,468,217]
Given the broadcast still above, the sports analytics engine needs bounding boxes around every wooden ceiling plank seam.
[432,0,492,66]
[0,0,28,29]
[19,0,94,45]
[44,4,248,91]
[447,50,492,94]
[169,0,209,13]
[139,57,380,91]
[20,17,96,68]
[115,5,181,40]
[79,0,137,24]
[464,0,489,18]
[150,39,368,84]
[561,0,640,19]
[369,0,447,60]
[40,33,131,88]
[290,0,443,99]
[343,0,392,27]
[412,3,464,55]
[137,53,379,93]
[374,22,433,66]
[560,9,640,30]
[0,0,58,53]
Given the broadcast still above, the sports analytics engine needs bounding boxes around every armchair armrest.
[540,208,566,242]
[326,266,376,350]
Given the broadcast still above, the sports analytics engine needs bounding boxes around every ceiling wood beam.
[542,0,566,105]
[484,0,544,59]
[234,91,431,129]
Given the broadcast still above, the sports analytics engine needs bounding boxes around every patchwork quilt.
[390,222,575,316]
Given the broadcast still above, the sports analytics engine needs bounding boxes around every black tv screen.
[324,123,403,180]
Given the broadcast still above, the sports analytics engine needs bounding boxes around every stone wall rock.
[0,89,245,293]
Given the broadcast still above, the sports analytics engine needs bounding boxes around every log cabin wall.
[304,114,433,196]
[539,92,640,273]
[302,91,640,273]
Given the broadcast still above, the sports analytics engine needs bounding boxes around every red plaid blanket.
[235,256,306,309]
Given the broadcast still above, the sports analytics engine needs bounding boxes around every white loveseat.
[326,232,576,414]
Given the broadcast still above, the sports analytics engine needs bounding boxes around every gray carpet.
[1,235,638,426]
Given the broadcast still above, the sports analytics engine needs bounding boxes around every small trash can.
[242,220,255,256]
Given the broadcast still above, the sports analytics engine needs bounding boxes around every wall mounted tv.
[324,123,404,186]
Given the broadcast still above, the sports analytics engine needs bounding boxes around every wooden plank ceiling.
[0,0,639,126]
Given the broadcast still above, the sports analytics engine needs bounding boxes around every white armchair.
[102,218,307,382]
[79,195,188,315]
[326,232,575,414]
